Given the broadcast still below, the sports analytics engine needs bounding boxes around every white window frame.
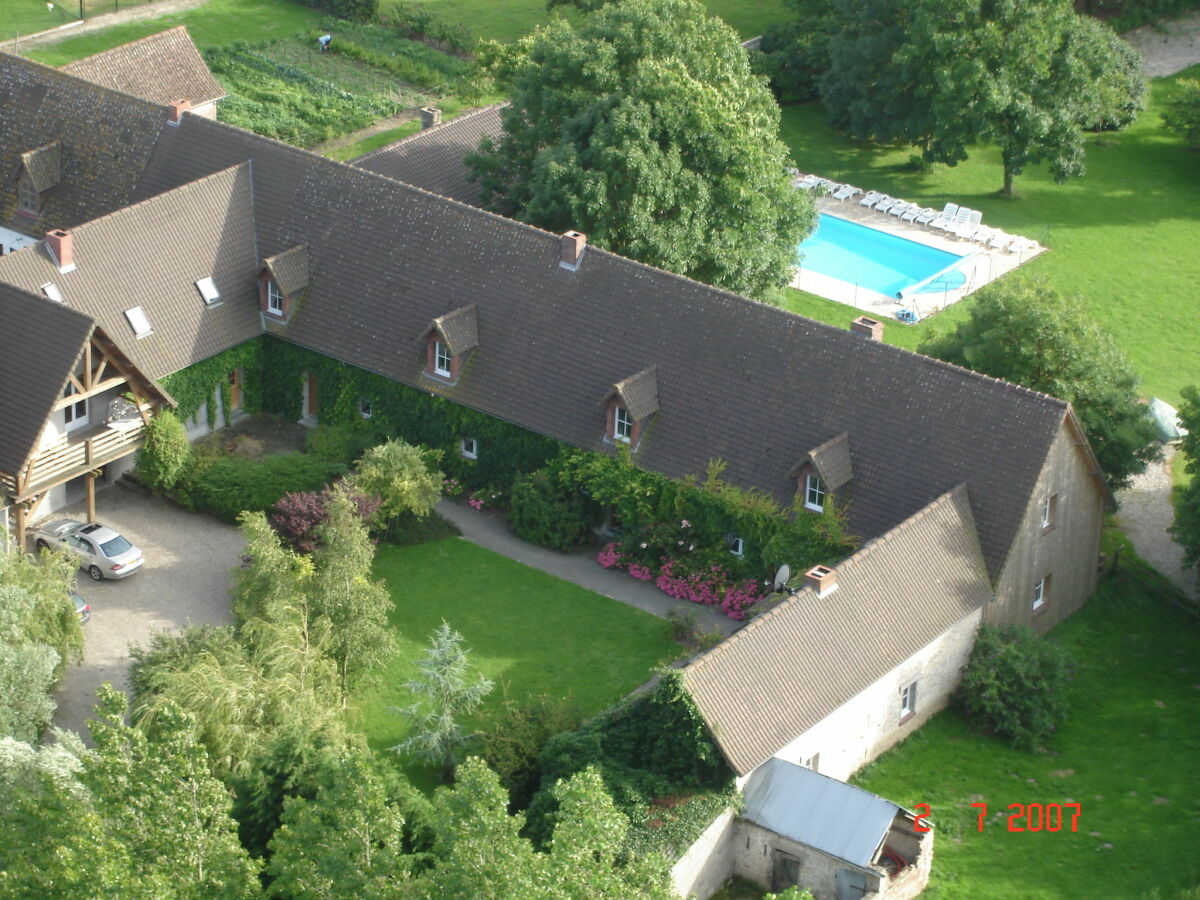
[434,340,453,378]
[804,473,825,512]
[17,176,39,215]
[196,276,221,306]
[63,382,89,431]
[460,437,478,460]
[801,753,819,772]
[358,398,372,420]
[267,280,284,315]
[900,681,918,720]
[729,536,745,558]
[1040,494,1057,531]
[613,405,633,443]
[124,305,153,339]
[1033,577,1046,611]
[40,282,64,303]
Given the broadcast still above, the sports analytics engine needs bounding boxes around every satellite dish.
[773,564,791,592]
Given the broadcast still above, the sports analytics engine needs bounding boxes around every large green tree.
[1169,386,1200,573]
[0,582,61,743]
[467,0,815,299]
[920,278,1159,492]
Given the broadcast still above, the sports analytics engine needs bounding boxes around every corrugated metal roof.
[743,758,899,867]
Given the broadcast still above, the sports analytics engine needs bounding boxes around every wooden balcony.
[2,418,146,501]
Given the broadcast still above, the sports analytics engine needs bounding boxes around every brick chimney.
[805,564,838,598]
[560,230,587,270]
[850,315,884,341]
[167,98,191,124]
[419,107,442,130]
[45,229,74,272]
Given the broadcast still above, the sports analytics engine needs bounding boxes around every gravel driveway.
[47,484,244,741]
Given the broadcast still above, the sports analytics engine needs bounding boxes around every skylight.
[40,282,64,303]
[195,276,220,306]
[124,305,153,339]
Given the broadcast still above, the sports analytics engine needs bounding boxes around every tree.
[1,544,81,680]
[1169,386,1200,573]
[266,753,434,900]
[392,621,493,777]
[1162,79,1200,150]
[958,624,1072,750]
[351,439,442,526]
[920,278,1160,492]
[137,408,192,492]
[467,0,815,299]
[309,486,396,699]
[0,582,60,743]
[82,686,261,899]
[1068,15,1145,133]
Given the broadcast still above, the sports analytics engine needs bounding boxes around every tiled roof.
[803,432,852,491]
[683,485,992,775]
[351,104,505,205]
[610,366,660,422]
[430,304,478,356]
[0,165,260,381]
[20,142,61,192]
[0,53,167,232]
[61,26,225,108]
[0,283,93,475]
[264,245,308,298]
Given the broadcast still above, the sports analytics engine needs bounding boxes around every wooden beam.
[85,472,96,522]
[90,354,109,388]
[66,372,85,395]
[82,341,93,389]
[51,376,127,410]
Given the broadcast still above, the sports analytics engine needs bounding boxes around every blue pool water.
[798,214,967,297]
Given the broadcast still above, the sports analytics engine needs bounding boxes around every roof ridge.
[1,51,166,115]
[352,102,510,163]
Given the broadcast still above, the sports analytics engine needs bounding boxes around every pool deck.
[791,191,1045,322]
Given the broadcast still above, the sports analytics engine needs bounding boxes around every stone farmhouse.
[0,39,1109,900]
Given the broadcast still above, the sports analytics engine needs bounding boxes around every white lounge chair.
[832,184,862,201]
[874,196,898,214]
[950,209,983,239]
[912,207,939,225]
[888,200,914,217]
[1008,237,1036,254]
[928,202,959,230]
[858,190,882,207]
[936,206,971,233]
[793,174,819,190]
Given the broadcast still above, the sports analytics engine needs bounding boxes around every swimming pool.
[797,214,968,298]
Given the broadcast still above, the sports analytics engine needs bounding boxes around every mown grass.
[354,537,678,792]
[777,67,1200,406]
[850,528,1200,900]
[0,0,81,44]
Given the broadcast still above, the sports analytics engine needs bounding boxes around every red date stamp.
[912,802,1081,833]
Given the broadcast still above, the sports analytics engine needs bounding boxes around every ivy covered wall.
[159,339,266,427]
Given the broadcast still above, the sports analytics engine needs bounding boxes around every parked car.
[72,591,90,624]
[32,519,144,581]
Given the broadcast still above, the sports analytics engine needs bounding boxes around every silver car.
[33,519,144,581]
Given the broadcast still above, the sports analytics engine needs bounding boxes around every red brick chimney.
[805,564,838,597]
[419,107,442,130]
[45,229,74,271]
[167,98,191,124]
[560,230,587,269]
[850,315,884,341]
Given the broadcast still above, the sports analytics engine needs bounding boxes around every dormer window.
[266,280,283,314]
[16,143,60,218]
[613,405,633,443]
[804,474,825,512]
[260,245,308,322]
[603,366,658,450]
[18,176,39,216]
[434,341,452,377]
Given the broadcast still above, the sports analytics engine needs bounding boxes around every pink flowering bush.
[466,488,504,511]
[597,542,625,569]
[628,563,654,581]
[442,476,464,498]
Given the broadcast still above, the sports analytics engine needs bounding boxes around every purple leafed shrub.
[271,484,381,552]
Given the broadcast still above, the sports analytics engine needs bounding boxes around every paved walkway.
[1114,444,1198,601]
[436,500,743,637]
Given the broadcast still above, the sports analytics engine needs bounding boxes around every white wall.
[671,808,736,900]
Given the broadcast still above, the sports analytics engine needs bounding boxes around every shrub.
[136,409,191,492]
[381,509,461,545]
[1163,78,1200,150]
[305,422,378,466]
[957,625,1073,751]
[477,690,584,811]
[188,454,345,523]
[271,484,381,552]
[352,438,443,526]
[508,469,593,550]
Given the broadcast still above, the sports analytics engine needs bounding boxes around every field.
[851,530,1200,900]
[354,537,679,792]
[778,67,1200,407]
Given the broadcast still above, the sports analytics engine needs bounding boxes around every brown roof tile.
[351,104,505,205]
[683,485,992,775]
[803,432,852,491]
[61,26,225,108]
[20,142,61,192]
[0,283,93,475]
[264,245,309,298]
[0,164,260,380]
[429,304,478,356]
[609,366,660,422]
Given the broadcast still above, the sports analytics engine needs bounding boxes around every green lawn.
[778,68,1200,407]
[851,530,1200,900]
[0,0,81,44]
[354,537,678,791]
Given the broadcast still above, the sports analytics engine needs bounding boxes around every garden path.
[0,0,209,51]
[1114,443,1198,600]
[1125,12,1200,76]
[435,499,743,638]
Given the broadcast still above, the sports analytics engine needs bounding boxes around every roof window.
[195,276,221,306]
[124,305,153,339]
[40,282,64,303]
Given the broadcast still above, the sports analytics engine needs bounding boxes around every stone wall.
[733,819,880,900]
[671,808,736,900]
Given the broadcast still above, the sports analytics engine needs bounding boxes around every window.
[1040,494,1057,532]
[900,681,918,721]
[1033,576,1048,612]
[17,177,39,215]
[267,280,283,315]
[460,437,478,460]
[804,473,825,511]
[40,282,63,303]
[434,340,452,377]
[124,305,153,339]
[358,398,372,420]
[196,276,221,306]
[613,405,633,443]
[729,536,745,558]
[800,753,819,772]
[63,382,88,431]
